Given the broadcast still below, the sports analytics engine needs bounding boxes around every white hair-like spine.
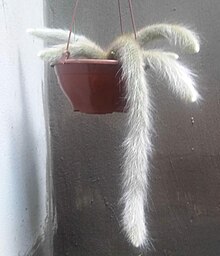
[27,28,105,63]
[137,24,200,53]
[38,42,106,63]
[107,35,152,248]
[144,50,200,102]
[27,28,86,44]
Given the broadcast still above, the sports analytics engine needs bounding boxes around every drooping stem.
[107,35,152,248]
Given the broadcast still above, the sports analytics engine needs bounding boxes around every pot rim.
[54,58,119,66]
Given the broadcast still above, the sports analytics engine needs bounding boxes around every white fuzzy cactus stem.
[144,50,200,102]
[108,35,152,248]
[137,24,200,54]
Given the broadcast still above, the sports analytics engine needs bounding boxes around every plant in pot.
[28,0,201,249]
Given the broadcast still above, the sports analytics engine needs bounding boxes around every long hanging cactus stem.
[28,23,200,249]
[107,35,152,247]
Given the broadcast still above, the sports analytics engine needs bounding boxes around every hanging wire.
[128,0,137,39]
[65,0,137,61]
[73,20,76,42]
[65,0,80,56]
[117,0,123,34]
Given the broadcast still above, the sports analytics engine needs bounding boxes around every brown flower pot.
[54,59,126,114]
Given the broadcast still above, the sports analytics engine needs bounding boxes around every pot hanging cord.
[65,0,80,58]
[117,0,137,38]
[128,0,137,39]
[65,0,137,58]
[117,0,123,34]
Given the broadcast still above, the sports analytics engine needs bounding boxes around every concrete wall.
[46,0,220,255]
[0,1,51,255]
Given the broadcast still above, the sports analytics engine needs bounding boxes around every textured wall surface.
[46,0,220,255]
[0,1,50,255]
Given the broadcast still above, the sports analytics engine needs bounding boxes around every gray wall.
[46,0,220,255]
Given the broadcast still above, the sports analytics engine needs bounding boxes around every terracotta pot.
[54,59,126,114]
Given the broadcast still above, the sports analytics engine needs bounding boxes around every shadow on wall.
[50,96,144,256]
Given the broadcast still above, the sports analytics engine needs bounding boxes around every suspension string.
[73,20,76,42]
[65,0,80,57]
[117,0,123,35]
[64,0,136,60]
[128,0,137,39]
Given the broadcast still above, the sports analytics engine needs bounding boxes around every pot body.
[54,59,125,114]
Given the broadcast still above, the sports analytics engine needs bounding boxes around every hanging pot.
[54,59,125,114]
[52,0,136,114]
